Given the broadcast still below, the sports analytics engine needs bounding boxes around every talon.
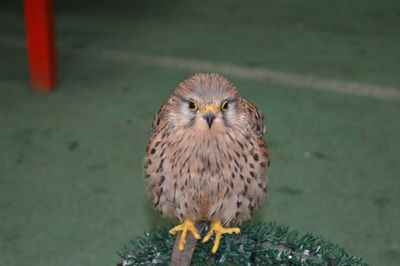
[169,219,200,251]
[202,220,240,253]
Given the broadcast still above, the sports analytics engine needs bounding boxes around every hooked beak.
[204,112,216,129]
[201,104,218,129]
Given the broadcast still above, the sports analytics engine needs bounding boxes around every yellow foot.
[169,218,201,251]
[202,220,240,253]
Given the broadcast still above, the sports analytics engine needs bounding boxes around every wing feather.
[240,98,267,137]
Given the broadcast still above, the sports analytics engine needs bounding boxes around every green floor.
[1,1,400,265]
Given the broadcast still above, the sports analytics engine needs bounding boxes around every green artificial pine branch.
[118,221,368,266]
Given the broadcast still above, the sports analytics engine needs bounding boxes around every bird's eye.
[188,101,198,111]
[221,101,229,111]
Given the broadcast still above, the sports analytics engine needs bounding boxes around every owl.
[144,73,269,253]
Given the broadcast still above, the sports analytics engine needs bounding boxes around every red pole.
[24,0,57,92]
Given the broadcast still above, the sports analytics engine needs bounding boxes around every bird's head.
[166,73,243,133]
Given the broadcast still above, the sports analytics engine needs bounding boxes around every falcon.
[144,73,269,253]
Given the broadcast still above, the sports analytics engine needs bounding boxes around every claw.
[202,220,240,253]
[169,219,200,251]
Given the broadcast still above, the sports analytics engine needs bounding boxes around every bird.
[144,73,269,254]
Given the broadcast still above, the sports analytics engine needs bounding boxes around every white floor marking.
[81,47,400,101]
[2,37,400,101]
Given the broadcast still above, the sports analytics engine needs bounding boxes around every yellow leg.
[202,220,240,253]
[169,218,201,251]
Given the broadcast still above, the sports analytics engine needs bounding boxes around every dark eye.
[188,101,198,111]
[221,101,229,111]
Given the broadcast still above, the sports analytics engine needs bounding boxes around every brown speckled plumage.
[144,73,269,227]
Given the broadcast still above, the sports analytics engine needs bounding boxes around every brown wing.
[240,97,270,168]
[240,98,267,137]
[150,101,169,134]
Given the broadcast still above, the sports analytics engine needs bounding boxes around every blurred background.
[1,0,400,265]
